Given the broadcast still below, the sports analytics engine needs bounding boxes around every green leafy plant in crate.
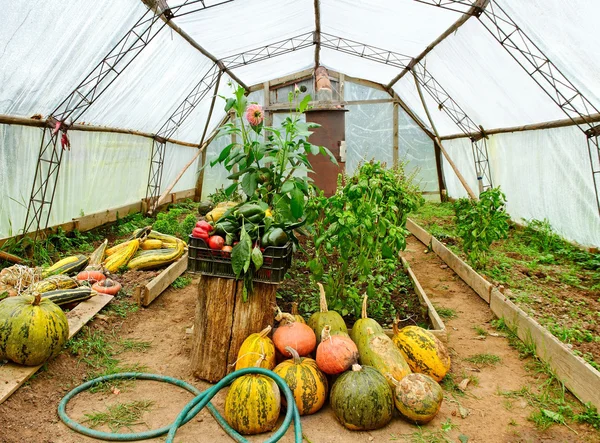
[209,84,337,298]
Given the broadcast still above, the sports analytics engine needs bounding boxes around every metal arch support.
[319,33,413,69]
[414,0,600,212]
[145,64,222,212]
[411,63,493,192]
[22,0,233,238]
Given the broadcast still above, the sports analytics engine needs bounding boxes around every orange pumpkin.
[273,313,316,357]
[316,325,358,375]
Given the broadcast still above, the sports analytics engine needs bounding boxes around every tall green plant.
[454,187,510,268]
[307,161,423,316]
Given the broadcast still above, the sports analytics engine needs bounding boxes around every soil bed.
[410,202,600,370]
[276,236,430,330]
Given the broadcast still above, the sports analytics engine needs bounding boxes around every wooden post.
[393,102,399,167]
[412,73,477,200]
[190,276,277,382]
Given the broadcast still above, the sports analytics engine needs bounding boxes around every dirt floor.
[0,235,597,442]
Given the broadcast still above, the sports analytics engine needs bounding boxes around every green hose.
[58,369,302,442]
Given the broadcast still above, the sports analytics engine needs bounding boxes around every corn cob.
[127,239,185,270]
[25,275,78,294]
[103,239,140,273]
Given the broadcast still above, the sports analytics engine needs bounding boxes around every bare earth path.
[0,235,596,442]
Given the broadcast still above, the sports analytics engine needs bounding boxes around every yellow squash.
[105,240,134,257]
[126,239,185,270]
[273,346,328,416]
[235,325,276,370]
[392,323,450,382]
[140,239,163,250]
[103,239,140,273]
[361,327,411,388]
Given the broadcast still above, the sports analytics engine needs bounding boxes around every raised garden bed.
[409,203,600,370]
[276,237,445,340]
[406,209,600,410]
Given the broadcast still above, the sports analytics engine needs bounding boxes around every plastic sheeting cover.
[0,124,152,238]
[443,127,600,247]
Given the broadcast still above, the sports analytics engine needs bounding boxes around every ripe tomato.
[221,245,233,257]
[208,235,225,250]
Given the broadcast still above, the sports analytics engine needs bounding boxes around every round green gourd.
[330,363,393,431]
[307,283,347,343]
[349,295,383,353]
[198,200,214,216]
[0,293,69,366]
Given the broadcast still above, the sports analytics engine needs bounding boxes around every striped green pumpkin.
[330,364,393,431]
[224,372,281,435]
[0,293,69,366]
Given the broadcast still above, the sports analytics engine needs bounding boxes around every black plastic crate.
[187,235,293,284]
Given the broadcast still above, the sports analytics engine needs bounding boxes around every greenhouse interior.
[0,1,599,442]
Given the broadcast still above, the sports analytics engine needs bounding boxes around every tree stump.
[190,275,277,382]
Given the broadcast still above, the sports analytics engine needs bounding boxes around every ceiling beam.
[141,0,249,91]
[386,0,489,90]
[441,112,600,141]
[314,0,321,69]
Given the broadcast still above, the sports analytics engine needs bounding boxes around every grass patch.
[473,326,487,337]
[440,373,465,397]
[464,353,501,366]
[106,300,139,318]
[118,339,151,353]
[83,400,154,432]
[435,306,457,320]
[491,318,536,359]
[171,276,192,289]
[67,328,148,393]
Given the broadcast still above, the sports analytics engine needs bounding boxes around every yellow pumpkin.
[235,325,276,370]
[274,346,328,415]
[392,323,450,382]
[224,369,281,435]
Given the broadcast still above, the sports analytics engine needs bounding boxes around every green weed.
[106,301,139,318]
[83,400,154,432]
[118,339,151,353]
[464,353,501,366]
[473,326,487,337]
[171,276,192,289]
[440,373,464,397]
[435,306,457,319]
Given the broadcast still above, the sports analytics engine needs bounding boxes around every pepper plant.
[454,186,510,268]
[306,161,423,317]
[211,85,336,225]
[209,85,336,299]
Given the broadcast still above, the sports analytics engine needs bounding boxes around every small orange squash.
[235,326,276,370]
[274,346,328,415]
[316,325,359,375]
[273,313,316,357]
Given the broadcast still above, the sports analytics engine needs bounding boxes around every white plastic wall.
[443,127,600,247]
[0,124,152,239]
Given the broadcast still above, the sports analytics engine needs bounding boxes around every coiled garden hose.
[58,369,302,442]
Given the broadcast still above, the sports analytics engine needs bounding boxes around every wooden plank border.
[406,218,600,409]
[490,289,600,409]
[430,237,492,303]
[135,253,188,307]
[0,293,113,404]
